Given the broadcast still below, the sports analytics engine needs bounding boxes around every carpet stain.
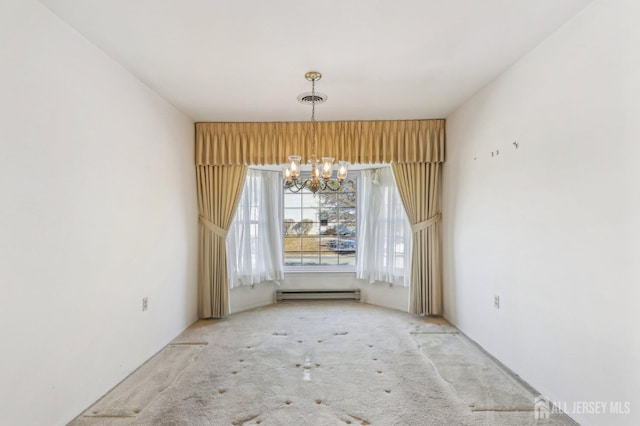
[333,331,349,335]
[232,413,260,425]
[218,389,226,395]
[347,414,371,425]
[272,332,287,336]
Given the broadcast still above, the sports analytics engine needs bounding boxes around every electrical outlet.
[142,297,148,311]
[494,295,500,309]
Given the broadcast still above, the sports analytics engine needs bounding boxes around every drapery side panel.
[197,165,248,318]
[391,162,442,315]
[195,119,445,166]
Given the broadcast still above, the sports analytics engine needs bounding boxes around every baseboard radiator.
[276,289,361,302]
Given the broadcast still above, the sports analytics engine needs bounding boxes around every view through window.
[283,178,356,267]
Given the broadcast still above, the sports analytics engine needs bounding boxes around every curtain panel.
[227,169,284,288]
[356,168,413,287]
[391,163,442,316]
[197,165,247,318]
[195,119,445,166]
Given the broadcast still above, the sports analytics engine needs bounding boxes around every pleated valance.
[195,119,445,166]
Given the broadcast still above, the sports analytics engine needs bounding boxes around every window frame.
[282,172,359,273]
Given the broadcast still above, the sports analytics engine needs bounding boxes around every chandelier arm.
[284,177,354,194]
[324,179,342,191]
[285,179,307,193]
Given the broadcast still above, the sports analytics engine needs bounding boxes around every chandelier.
[283,71,349,194]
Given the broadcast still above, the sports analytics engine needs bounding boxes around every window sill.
[284,267,356,274]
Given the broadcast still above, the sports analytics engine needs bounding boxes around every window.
[228,167,410,285]
[283,176,357,268]
[356,167,412,286]
[226,169,284,287]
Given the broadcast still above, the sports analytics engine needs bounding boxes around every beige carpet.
[71,302,578,426]
[84,344,205,418]
[412,332,535,412]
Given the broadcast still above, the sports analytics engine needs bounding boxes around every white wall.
[0,1,198,425]
[230,274,409,313]
[443,1,640,425]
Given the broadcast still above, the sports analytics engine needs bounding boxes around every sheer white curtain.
[357,167,412,286]
[226,169,284,288]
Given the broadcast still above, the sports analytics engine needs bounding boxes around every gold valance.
[195,119,445,166]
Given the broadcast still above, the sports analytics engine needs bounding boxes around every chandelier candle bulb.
[283,167,292,184]
[338,161,349,181]
[322,157,334,179]
[288,155,301,179]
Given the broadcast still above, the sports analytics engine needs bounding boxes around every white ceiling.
[38,0,592,122]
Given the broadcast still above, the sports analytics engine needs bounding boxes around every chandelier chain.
[311,77,317,156]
